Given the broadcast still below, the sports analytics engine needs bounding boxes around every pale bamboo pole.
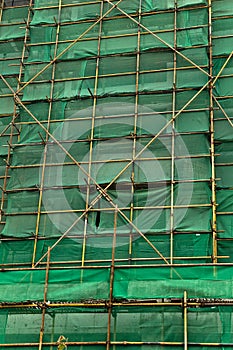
[1,2,230,266]
[0,73,211,268]
[81,0,104,269]
[20,62,208,86]
[26,26,208,51]
[15,0,125,94]
[9,152,213,169]
[106,0,210,78]
[38,247,51,350]
[183,290,188,350]
[170,0,177,265]
[128,0,142,262]
[1,340,233,347]
[106,208,117,350]
[0,0,32,223]
[213,96,233,128]
[208,0,217,263]
[4,202,213,216]
[0,0,4,21]
[3,296,233,310]
[32,0,62,266]
[0,253,229,270]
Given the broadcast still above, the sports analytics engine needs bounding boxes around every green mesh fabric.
[0,0,233,348]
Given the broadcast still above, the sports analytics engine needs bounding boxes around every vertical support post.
[50,312,55,350]
[81,0,104,269]
[0,0,7,222]
[129,0,142,262]
[39,247,51,350]
[183,290,188,350]
[0,0,4,22]
[170,0,178,265]
[107,208,117,350]
[113,313,117,350]
[0,0,33,223]
[32,0,62,266]
[208,0,217,264]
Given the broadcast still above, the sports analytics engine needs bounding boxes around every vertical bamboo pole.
[129,0,142,262]
[113,313,117,350]
[0,0,4,21]
[0,0,33,223]
[170,0,178,265]
[50,313,55,350]
[183,290,188,350]
[39,247,51,350]
[32,0,62,266]
[0,0,6,225]
[81,0,104,269]
[107,208,117,350]
[208,0,217,264]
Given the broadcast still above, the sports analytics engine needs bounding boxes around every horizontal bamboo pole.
[25,25,209,48]
[0,259,232,272]
[1,297,233,310]
[0,340,233,347]
[8,154,213,169]
[5,179,217,193]
[20,63,209,85]
[0,255,228,269]
[32,1,207,12]
[5,204,213,216]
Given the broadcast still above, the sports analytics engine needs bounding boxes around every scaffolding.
[0,0,233,347]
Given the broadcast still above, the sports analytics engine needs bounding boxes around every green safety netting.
[25,31,208,62]
[0,305,231,347]
[0,24,27,41]
[0,1,230,258]
[1,0,232,258]
[0,265,232,303]
[18,89,210,123]
[0,0,233,347]
[0,268,110,302]
[32,0,208,11]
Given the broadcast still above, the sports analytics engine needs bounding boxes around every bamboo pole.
[21,62,207,85]
[0,0,230,270]
[183,290,188,350]
[0,0,4,22]
[15,0,125,95]
[32,1,207,12]
[39,247,51,350]
[106,208,117,350]
[1,259,232,272]
[1,340,233,347]
[0,253,229,271]
[0,0,32,223]
[213,95,233,128]
[2,296,233,309]
[105,0,210,78]
[0,73,212,269]
[25,26,209,50]
[128,0,142,263]
[4,178,217,195]
[4,202,213,216]
[32,0,62,267]
[0,88,170,267]
[170,0,177,265]
[0,4,233,347]
[81,1,104,270]
[208,0,217,264]
[12,106,213,120]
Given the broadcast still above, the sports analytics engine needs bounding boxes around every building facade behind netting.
[0,0,233,348]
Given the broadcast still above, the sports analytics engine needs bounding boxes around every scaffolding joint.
[38,132,46,145]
